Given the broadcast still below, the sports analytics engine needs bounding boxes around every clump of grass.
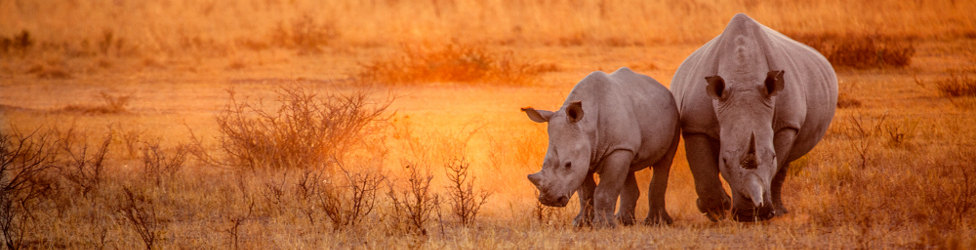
[358,44,556,85]
[269,14,340,54]
[933,71,976,97]
[791,33,915,69]
[26,64,71,80]
[60,92,131,114]
[836,92,862,109]
[0,30,33,55]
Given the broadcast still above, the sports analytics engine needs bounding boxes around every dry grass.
[791,33,916,68]
[1,0,976,248]
[358,44,555,85]
[2,0,973,56]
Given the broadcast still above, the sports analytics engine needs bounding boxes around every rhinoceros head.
[705,36,784,220]
[521,101,591,207]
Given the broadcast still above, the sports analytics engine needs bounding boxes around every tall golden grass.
[2,0,974,56]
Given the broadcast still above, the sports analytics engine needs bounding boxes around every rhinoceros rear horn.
[566,101,583,123]
[764,70,785,96]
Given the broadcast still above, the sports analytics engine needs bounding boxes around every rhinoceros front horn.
[746,178,765,208]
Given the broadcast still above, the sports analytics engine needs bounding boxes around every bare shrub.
[225,201,254,250]
[933,71,976,97]
[140,139,187,186]
[387,163,439,235]
[881,118,917,147]
[791,33,915,68]
[358,43,555,85]
[443,156,490,225]
[205,86,389,170]
[56,128,112,197]
[118,187,165,250]
[0,130,56,249]
[114,125,144,159]
[294,169,323,225]
[320,162,386,231]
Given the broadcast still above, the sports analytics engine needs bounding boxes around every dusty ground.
[1,0,975,248]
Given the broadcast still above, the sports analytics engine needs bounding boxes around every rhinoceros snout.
[731,191,775,222]
[538,193,570,207]
[527,173,542,187]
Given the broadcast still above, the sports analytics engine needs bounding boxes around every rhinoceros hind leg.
[616,172,639,226]
[645,131,678,225]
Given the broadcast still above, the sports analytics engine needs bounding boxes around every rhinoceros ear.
[522,107,554,123]
[765,70,785,96]
[705,75,726,100]
[566,101,583,123]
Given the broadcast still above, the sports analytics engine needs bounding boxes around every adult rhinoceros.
[670,13,837,222]
[523,67,680,227]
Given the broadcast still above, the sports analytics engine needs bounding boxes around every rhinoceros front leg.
[572,173,595,227]
[772,128,798,216]
[592,150,633,228]
[684,133,731,222]
[615,172,639,226]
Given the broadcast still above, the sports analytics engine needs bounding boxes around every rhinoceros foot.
[643,209,673,225]
[697,195,731,222]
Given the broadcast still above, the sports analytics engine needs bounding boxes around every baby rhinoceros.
[522,67,680,228]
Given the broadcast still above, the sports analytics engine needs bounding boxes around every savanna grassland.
[1,0,976,248]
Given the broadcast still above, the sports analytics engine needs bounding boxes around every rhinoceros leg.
[772,129,798,216]
[616,172,639,226]
[572,173,595,227]
[684,133,731,222]
[592,150,633,228]
[645,131,678,225]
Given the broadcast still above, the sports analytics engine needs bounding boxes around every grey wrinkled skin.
[670,13,837,222]
[523,67,680,228]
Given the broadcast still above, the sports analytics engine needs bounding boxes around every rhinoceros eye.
[564,162,572,169]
